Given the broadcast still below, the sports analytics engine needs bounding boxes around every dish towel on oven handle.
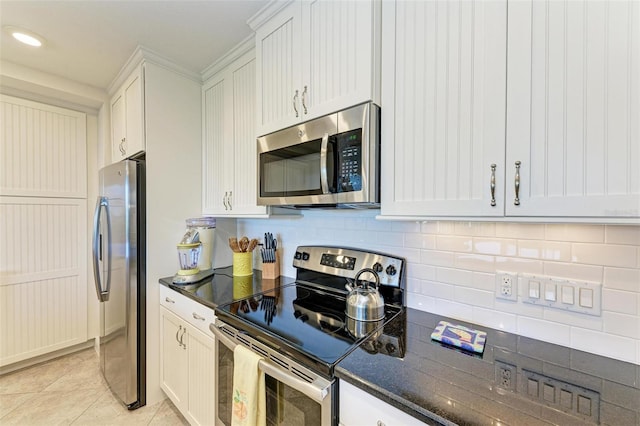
[232,345,266,426]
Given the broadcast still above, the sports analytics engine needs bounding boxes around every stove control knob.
[385,265,397,276]
[294,251,302,260]
[302,252,310,261]
[372,262,383,273]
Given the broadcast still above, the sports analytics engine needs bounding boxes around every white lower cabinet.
[160,286,215,425]
[339,380,425,426]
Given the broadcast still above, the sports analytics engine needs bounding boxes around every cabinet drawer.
[159,285,215,336]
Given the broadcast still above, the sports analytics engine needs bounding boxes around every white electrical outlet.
[495,272,518,301]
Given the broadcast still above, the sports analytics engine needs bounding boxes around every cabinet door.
[230,54,268,215]
[160,307,188,411]
[255,1,302,136]
[123,68,145,157]
[301,0,377,119]
[111,92,126,163]
[202,74,233,215]
[339,380,424,426]
[381,0,507,217]
[506,0,640,218]
[186,326,216,426]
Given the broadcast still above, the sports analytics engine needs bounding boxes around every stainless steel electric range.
[210,245,406,426]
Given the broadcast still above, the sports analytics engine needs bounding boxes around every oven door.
[210,321,336,426]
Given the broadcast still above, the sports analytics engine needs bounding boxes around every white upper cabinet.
[253,0,380,136]
[202,48,268,216]
[506,0,640,218]
[381,0,639,221]
[110,66,144,163]
[381,0,507,218]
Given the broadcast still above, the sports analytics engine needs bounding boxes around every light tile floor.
[0,348,188,425]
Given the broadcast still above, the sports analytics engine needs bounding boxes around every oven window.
[218,343,322,426]
[260,139,335,197]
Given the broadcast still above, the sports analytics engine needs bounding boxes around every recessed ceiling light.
[3,26,45,47]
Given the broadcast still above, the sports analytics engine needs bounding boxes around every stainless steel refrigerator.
[92,157,146,409]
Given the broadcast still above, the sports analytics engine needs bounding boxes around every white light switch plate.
[521,274,601,316]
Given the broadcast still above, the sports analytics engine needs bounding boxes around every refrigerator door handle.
[92,196,112,302]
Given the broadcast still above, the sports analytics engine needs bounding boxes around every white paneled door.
[0,95,87,366]
[506,0,640,218]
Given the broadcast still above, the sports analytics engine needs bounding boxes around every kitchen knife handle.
[490,164,497,207]
[514,161,521,206]
[293,90,299,117]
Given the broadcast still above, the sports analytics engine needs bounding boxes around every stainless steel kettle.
[345,268,385,322]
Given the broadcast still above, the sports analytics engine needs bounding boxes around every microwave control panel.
[337,130,362,192]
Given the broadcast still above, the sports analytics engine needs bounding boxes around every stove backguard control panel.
[293,246,404,288]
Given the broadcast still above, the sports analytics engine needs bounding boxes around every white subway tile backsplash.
[517,240,572,261]
[472,307,517,332]
[436,235,472,252]
[391,221,421,233]
[496,223,546,240]
[421,280,455,299]
[453,222,496,237]
[570,327,637,363]
[406,263,436,280]
[406,293,436,312]
[420,221,438,234]
[545,224,604,243]
[495,256,544,275]
[517,316,572,346]
[472,272,496,292]
[454,287,494,309]
[542,309,603,331]
[572,243,637,268]
[473,238,517,256]
[435,267,473,286]
[602,312,640,339]
[542,262,603,282]
[454,253,495,273]
[602,289,639,315]
[605,225,640,245]
[603,267,640,292]
[421,250,455,267]
[404,233,436,249]
[240,215,640,366]
[427,298,474,321]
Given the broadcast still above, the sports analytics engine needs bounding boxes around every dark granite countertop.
[336,309,640,426]
[159,266,296,310]
[160,272,639,425]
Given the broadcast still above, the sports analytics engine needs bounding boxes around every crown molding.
[201,35,255,81]
[247,0,295,31]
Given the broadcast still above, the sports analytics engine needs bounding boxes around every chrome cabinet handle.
[228,191,232,210]
[302,85,308,114]
[223,192,229,210]
[293,90,299,117]
[175,325,182,345]
[192,313,206,321]
[165,297,175,304]
[377,421,386,426]
[179,327,187,349]
[490,164,497,207]
[514,161,521,206]
[119,138,126,155]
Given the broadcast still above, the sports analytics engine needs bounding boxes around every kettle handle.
[354,268,380,289]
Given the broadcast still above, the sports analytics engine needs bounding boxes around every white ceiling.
[0,0,270,90]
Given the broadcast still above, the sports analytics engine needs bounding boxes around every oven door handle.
[210,323,332,404]
[319,132,330,194]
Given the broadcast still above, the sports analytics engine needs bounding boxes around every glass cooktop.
[215,280,402,378]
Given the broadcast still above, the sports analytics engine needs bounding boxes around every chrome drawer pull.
[192,313,206,321]
[514,161,521,206]
[490,164,497,207]
[165,297,175,304]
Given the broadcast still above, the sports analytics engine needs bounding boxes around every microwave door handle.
[320,133,329,194]
[209,322,332,403]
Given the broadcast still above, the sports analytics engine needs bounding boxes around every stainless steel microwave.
[257,102,380,208]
